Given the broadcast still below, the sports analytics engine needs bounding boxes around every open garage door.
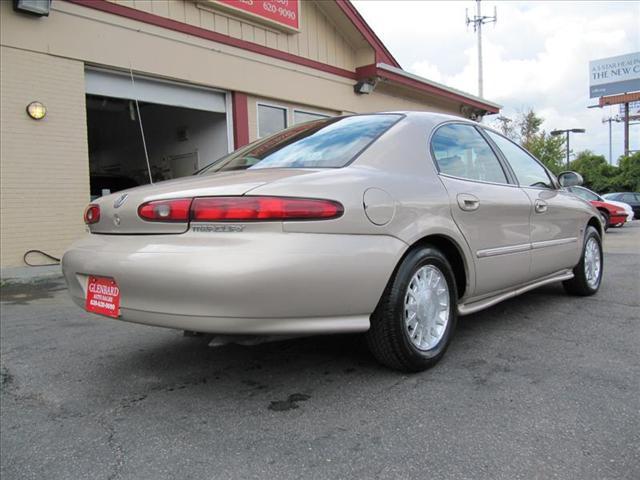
[85,68,231,199]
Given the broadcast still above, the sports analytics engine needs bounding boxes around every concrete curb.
[1,265,63,285]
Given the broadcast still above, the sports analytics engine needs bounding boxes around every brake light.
[138,198,192,222]
[191,196,343,221]
[84,204,100,224]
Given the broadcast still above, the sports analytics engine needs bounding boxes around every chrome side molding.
[531,237,577,250]
[477,243,531,258]
[477,237,577,258]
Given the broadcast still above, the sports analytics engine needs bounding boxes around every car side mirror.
[557,171,583,187]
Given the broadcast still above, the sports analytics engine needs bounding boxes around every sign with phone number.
[214,0,300,31]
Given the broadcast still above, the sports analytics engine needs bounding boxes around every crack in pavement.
[95,412,126,480]
[88,375,214,478]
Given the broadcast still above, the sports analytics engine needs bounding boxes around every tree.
[611,151,640,192]
[568,151,616,192]
[524,130,566,174]
[518,109,543,146]
[567,151,639,193]
[514,109,565,174]
[492,115,517,140]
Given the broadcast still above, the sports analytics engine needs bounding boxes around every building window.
[258,104,287,138]
[293,109,330,124]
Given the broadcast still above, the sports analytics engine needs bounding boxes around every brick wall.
[0,46,89,267]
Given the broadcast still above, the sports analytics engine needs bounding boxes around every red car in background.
[592,201,627,230]
[565,186,627,231]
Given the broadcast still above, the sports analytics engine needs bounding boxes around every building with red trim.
[0,0,500,268]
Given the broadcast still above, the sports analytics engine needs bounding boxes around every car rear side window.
[200,114,402,173]
[485,130,553,189]
[431,123,508,184]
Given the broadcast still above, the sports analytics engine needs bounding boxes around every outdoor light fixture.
[354,81,375,95]
[551,128,586,135]
[13,0,51,16]
[26,101,47,120]
[550,128,586,168]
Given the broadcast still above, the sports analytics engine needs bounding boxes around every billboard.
[209,0,300,31]
[589,52,640,98]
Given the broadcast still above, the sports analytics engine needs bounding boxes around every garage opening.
[85,69,230,199]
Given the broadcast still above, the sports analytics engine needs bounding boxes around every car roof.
[341,111,490,130]
[389,111,501,133]
[389,111,476,122]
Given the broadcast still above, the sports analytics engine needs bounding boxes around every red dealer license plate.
[85,276,121,318]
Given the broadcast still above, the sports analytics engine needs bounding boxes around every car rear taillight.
[138,198,192,222]
[191,196,343,222]
[84,204,100,224]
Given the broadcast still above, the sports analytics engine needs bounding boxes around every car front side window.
[431,124,508,184]
[569,187,599,201]
[485,130,554,189]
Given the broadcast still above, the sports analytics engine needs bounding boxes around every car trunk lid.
[88,169,318,234]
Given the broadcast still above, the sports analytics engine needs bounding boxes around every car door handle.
[534,200,548,214]
[457,193,480,212]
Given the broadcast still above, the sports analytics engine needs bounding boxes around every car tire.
[366,246,458,372]
[599,210,610,232]
[563,226,603,296]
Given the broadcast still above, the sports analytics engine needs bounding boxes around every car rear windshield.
[199,114,402,174]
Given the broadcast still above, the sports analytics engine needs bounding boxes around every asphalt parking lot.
[1,223,639,480]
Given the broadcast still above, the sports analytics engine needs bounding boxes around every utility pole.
[623,102,630,157]
[602,116,620,165]
[466,0,497,98]
[598,94,640,161]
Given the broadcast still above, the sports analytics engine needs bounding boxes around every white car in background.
[606,200,634,224]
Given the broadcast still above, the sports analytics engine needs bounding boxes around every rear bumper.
[69,294,369,334]
[62,231,406,334]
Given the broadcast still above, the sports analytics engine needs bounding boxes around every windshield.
[199,114,402,174]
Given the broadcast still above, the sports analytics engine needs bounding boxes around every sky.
[352,0,640,165]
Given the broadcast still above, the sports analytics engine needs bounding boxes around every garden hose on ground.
[23,250,61,267]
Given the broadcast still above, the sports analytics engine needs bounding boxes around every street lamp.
[550,128,586,168]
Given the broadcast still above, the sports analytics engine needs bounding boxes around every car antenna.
[129,65,154,184]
